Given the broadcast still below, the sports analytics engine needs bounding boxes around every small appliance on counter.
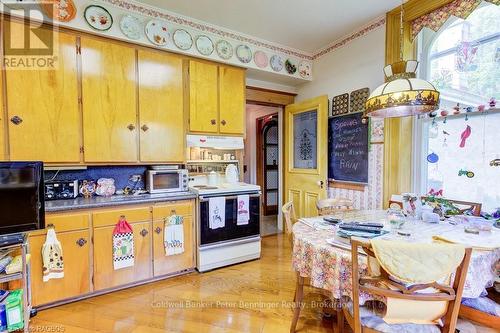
[145,165,189,194]
[224,164,239,184]
[44,180,79,200]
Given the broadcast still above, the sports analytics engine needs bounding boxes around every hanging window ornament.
[478,105,485,112]
[427,152,439,163]
[453,103,461,115]
[455,41,478,72]
[459,125,471,148]
[490,98,497,108]
[429,119,439,138]
[458,169,475,178]
[443,130,450,147]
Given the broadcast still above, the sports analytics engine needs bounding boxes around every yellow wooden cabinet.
[0,64,5,161]
[219,66,245,135]
[5,22,80,163]
[80,37,138,162]
[188,60,219,133]
[138,50,184,162]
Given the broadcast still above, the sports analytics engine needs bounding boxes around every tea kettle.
[225,164,239,184]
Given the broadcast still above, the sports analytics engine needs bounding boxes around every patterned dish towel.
[164,215,184,256]
[42,228,64,282]
[237,195,250,225]
[209,197,225,229]
[112,216,135,270]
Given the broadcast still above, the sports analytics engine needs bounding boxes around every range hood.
[186,135,244,149]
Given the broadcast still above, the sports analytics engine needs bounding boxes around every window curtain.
[411,0,500,40]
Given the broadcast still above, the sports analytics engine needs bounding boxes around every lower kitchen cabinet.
[93,221,152,291]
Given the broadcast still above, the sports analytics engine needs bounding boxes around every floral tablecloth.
[292,210,500,304]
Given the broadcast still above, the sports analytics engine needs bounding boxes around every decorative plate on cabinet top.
[253,50,268,68]
[173,29,193,50]
[195,35,214,55]
[236,45,252,63]
[145,19,170,46]
[215,40,233,59]
[84,5,113,31]
[285,59,297,75]
[40,0,77,22]
[298,61,312,79]
[119,15,142,40]
[270,55,284,72]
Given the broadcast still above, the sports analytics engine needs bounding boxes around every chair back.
[316,197,354,215]
[282,201,296,237]
[388,194,403,209]
[349,239,472,333]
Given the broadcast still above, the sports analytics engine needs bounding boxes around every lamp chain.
[399,0,404,61]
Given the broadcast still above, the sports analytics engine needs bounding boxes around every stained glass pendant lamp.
[365,2,440,118]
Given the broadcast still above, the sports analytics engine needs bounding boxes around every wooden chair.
[387,194,403,210]
[342,239,472,333]
[316,198,354,215]
[282,201,297,245]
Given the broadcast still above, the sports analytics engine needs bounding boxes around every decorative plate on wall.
[145,19,170,46]
[270,55,284,72]
[40,0,77,22]
[119,15,142,40]
[331,93,350,116]
[285,59,297,74]
[236,45,252,63]
[253,50,268,68]
[196,35,214,55]
[215,40,233,59]
[173,29,193,50]
[298,61,312,79]
[84,5,113,31]
[350,88,370,114]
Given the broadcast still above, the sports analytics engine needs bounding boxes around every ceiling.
[136,0,400,53]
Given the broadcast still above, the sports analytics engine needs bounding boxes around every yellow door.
[0,64,5,161]
[284,95,329,218]
[138,50,184,162]
[219,66,245,135]
[5,22,80,162]
[80,37,137,162]
[188,60,218,133]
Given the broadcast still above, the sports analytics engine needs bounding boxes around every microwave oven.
[145,168,188,193]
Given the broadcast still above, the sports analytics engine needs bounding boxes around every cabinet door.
[29,230,90,306]
[0,67,5,161]
[5,22,80,162]
[138,50,184,162]
[219,66,245,135]
[188,60,218,133]
[93,221,152,291]
[80,37,137,162]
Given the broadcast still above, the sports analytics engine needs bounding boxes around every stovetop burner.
[192,185,219,190]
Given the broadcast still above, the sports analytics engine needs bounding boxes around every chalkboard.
[328,112,369,183]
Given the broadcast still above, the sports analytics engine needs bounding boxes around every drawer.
[42,212,90,233]
[153,200,193,220]
[93,206,151,228]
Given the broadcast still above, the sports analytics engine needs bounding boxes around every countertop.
[45,192,197,212]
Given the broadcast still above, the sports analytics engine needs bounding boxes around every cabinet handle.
[171,209,177,215]
[221,120,226,126]
[155,227,162,234]
[210,119,216,125]
[140,229,148,237]
[76,238,87,247]
[10,116,23,125]
[127,124,136,131]
[141,124,149,132]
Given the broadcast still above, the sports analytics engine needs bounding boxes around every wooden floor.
[30,234,336,333]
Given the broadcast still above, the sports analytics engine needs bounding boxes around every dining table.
[292,209,500,305]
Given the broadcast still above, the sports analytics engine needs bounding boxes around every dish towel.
[209,197,225,229]
[237,195,250,225]
[164,215,184,256]
[112,216,135,270]
[42,228,64,282]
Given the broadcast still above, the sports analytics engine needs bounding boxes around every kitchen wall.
[296,24,386,210]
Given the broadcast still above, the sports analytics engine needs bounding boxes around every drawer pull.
[171,209,177,215]
[76,238,87,247]
[221,120,226,126]
[127,124,136,131]
[210,119,216,125]
[155,227,162,234]
[140,229,148,237]
[10,116,23,125]
[141,124,149,132]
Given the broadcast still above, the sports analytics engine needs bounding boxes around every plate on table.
[84,5,113,31]
[173,29,193,50]
[299,61,312,78]
[216,40,233,59]
[236,45,252,63]
[119,15,142,40]
[253,50,268,68]
[270,55,284,72]
[196,35,214,56]
[145,19,170,46]
[285,59,297,74]
[40,0,77,22]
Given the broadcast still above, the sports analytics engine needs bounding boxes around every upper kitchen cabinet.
[80,37,137,162]
[5,22,80,163]
[138,50,184,162]
[219,66,245,135]
[0,65,5,161]
[188,60,219,133]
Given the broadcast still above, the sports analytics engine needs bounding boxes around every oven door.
[199,193,260,246]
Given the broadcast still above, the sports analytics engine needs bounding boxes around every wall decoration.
[40,0,77,22]
[350,87,370,114]
[236,45,252,63]
[215,39,233,59]
[270,55,284,72]
[459,125,471,148]
[285,59,297,74]
[427,152,439,163]
[119,14,142,40]
[84,5,113,31]
[331,93,349,116]
[195,35,214,56]
[172,29,193,50]
[253,50,268,69]
[370,118,384,143]
[145,19,170,46]
[298,61,311,79]
[456,41,478,72]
